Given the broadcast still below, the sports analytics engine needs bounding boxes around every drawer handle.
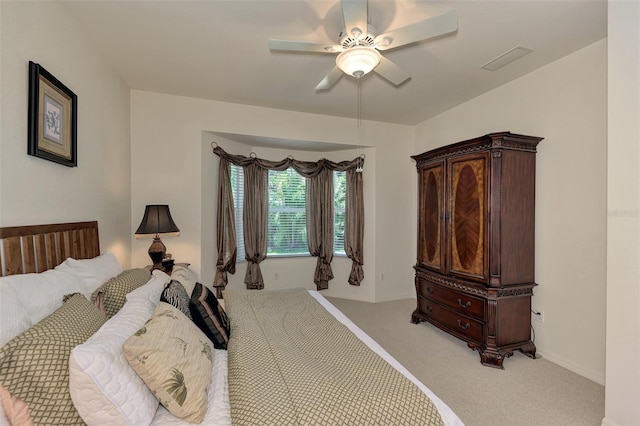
[457,319,470,330]
[426,287,434,294]
[458,298,472,309]
[425,304,433,313]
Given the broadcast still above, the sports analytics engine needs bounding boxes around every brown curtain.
[243,163,268,289]
[306,168,334,290]
[212,146,365,290]
[213,158,237,297]
[345,168,364,285]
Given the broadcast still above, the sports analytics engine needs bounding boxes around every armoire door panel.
[418,162,445,272]
[449,155,488,281]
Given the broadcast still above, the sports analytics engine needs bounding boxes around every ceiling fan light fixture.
[336,46,381,78]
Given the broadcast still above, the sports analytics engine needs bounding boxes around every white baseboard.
[537,349,605,385]
[374,293,415,303]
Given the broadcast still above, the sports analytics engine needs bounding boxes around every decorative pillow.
[122,302,213,423]
[1,269,86,325]
[69,273,169,426]
[170,265,197,296]
[56,252,122,297]
[0,385,32,426]
[190,283,230,350]
[126,269,171,303]
[91,268,151,318]
[0,293,106,425]
[0,284,31,348]
[161,280,193,320]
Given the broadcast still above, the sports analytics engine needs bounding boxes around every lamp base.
[148,236,166,271]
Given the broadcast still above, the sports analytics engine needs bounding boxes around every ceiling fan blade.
[315,67,344,91]
[269,39,341,54]
[341,0,368,39]
[374,56,411,85]
[374,10,458,51]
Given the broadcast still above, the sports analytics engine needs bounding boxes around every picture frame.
[28,61,77,167]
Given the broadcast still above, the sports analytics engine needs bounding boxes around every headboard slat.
[0,221,100,277]
[23,236,36,273]
[56,231,65,263]
[71,231,83,258]
[4,237,24,275]
[46,233,57,269]
[35,234,48,272]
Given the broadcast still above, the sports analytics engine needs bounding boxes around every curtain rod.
[210,141,366,161]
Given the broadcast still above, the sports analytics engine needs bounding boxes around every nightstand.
[147,260,190,276]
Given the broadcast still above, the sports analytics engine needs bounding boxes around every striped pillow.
[161,280,192,320]
[189,283,230,349]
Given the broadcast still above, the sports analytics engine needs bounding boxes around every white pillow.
[1,269,86,325]
[56,252,122,297]
[169,265,197,296]
[68,272,168,426]
[0,284,31,347]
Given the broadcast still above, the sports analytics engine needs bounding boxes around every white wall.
[603,1,640,425]
[130,90,415,302]
[414,40,608,384]
[0,1,132,265]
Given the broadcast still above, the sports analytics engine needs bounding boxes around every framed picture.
[28,61,77,167]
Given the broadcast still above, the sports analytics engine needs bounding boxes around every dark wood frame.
[0,221,99,277]
[28,61,78,167]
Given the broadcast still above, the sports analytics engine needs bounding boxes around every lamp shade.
[336,46,381,77]
[135,205,180,236]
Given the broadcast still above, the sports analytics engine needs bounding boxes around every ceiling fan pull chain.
[356,78,364,173]
[357,77,362,128]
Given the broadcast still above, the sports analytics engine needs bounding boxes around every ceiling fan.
[268,0,458,91]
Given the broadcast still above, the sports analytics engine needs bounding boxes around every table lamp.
[135,204,180,271]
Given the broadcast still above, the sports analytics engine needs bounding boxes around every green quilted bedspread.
[224,288,444,426]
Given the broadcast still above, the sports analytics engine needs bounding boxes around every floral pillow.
[122,302,213,423]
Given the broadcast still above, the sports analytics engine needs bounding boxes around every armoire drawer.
[417,279,485,320]
[418,296,483,343]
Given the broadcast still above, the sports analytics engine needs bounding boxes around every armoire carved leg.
[519,341,537,359]
[411,309,424,324]
[468,343,516,369]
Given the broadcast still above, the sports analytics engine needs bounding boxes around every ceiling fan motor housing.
[336,46,381,77]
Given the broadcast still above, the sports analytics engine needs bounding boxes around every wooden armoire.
[411,132,543,368]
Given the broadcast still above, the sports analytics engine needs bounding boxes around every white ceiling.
[62,0,607,126]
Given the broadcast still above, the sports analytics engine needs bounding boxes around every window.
[267,168,307,256]
[230,164,245,261]
[334,171,346,255]
[229,166,347,258]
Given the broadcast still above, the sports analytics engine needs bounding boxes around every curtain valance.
[212,146,364,176]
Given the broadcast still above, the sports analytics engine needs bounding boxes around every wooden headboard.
[0,221,100,277]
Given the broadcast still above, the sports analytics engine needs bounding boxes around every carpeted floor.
[326,297,604,426]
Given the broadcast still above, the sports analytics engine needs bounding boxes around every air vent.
[481,45,534,71]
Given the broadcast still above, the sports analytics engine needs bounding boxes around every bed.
[0,221,463,426]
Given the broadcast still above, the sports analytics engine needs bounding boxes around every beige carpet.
[326,297,604,426]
